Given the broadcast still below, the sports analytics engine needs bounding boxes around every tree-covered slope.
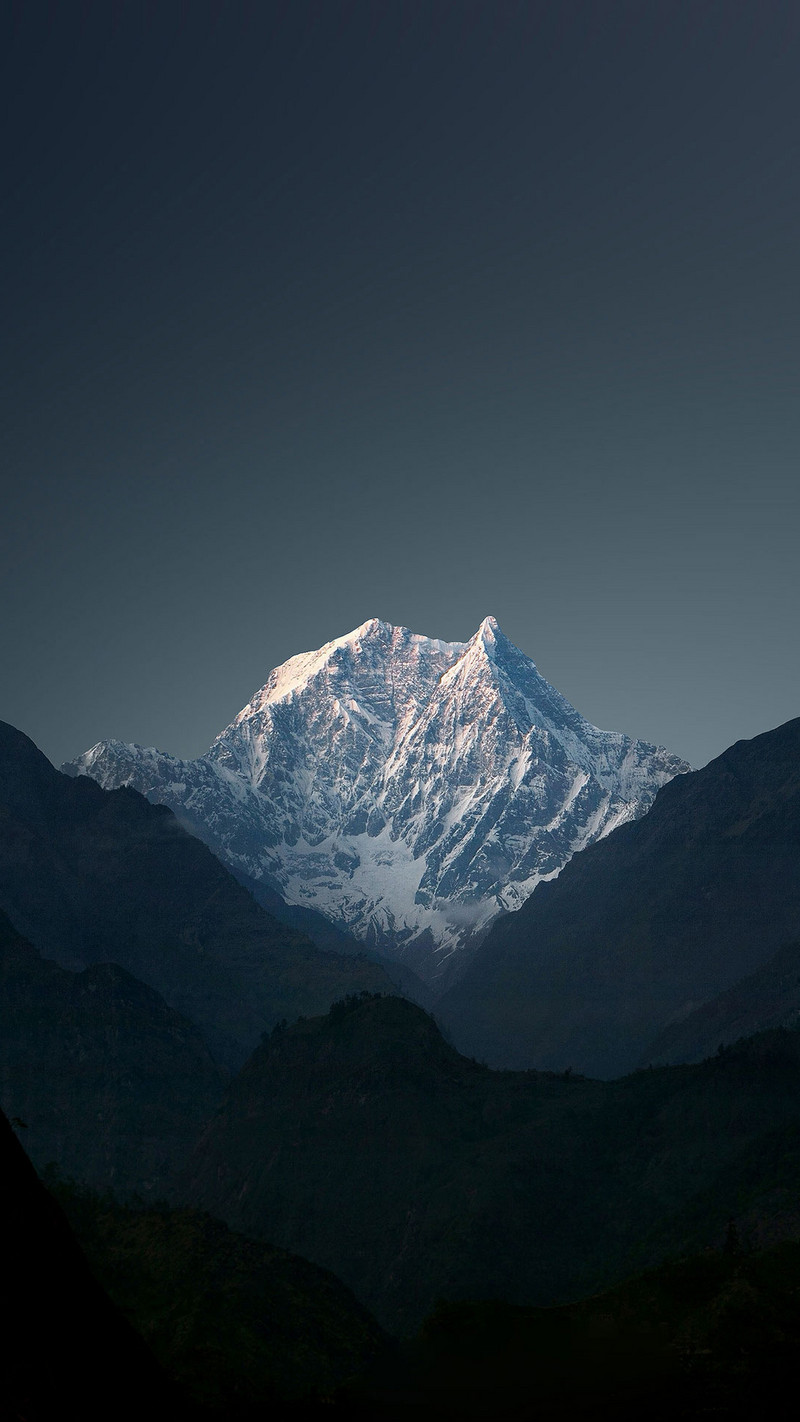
[184,993,800,1333]
[54,1181,387,1414]
[364,1244,800,1420]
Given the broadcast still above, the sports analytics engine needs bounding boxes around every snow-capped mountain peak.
[473,612,502,650]
[236,618,387,714]
[65,618,690,980]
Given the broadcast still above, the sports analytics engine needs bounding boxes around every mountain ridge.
[0,720,394,1067]
[438,716,800,1076]
[0,909,224,1195]
[66,617,688,979]
[184,990,800,1333]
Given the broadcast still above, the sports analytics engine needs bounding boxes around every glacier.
[64,616,690,980]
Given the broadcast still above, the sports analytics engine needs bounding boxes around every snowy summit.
[65,617,689,979]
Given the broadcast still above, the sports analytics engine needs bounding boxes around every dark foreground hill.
[184,992,800,1333]
[53,1180,387,1415]
[0,1109,188,1421]
[357,1244,800,1420]
[10,1094,800,1422]
[439,717,800,1077]
[0,720,394,1066]
[0,910,224,1194]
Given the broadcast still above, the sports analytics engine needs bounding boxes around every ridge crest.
[64,619,690,978]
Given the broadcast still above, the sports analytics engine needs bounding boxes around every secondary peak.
[348,617,384,639]
[472,615,503,656]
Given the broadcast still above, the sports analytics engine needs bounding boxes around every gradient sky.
[2,0,799,771]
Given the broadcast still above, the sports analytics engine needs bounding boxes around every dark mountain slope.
[234,863,434,1008]
[646,939,800,1066]
[438,717,800,1077]
[0,1110,187,1420]
[0,720,394,1065]
[54,1182,387,1414]
[366,1244,800,1420]
[0,910,224,1194]
[185,993,800,1333]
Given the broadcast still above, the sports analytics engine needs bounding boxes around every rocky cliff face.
[67,617,688,978]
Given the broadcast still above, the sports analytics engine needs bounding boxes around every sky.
[2,0,799,771]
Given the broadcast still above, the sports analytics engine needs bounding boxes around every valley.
[2,709,799,1416]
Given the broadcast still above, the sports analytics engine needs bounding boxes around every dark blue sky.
[2,0,799,769]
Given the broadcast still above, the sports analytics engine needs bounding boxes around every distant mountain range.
[65,617,688,979]
[439,717,800,1076]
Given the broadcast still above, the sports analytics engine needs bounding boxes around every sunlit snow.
[66,617,690,980]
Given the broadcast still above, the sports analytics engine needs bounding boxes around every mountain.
[184,992,800,1334]
[54,1184,387,1414]
[0,1109,187,1421]
[10,1083,800,1422]
[0,720,394,1067]
[0,910,224,1195]
[439,717,800,1077]
[232,863,435,1008]
[645,939,800,1067]
[65,616,688,980]
[371,1244,800,1420]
